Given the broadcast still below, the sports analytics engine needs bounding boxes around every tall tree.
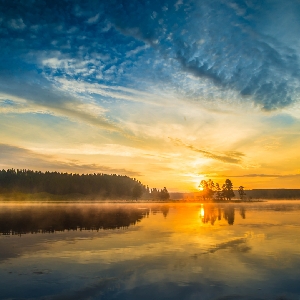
[222,179,235,201]
[132,183,143,200]
[159,187,170,200]
[207,179,216,200]
[199,180,208,201]
[215,183,223,201]
[238,186,246,201]
[199,179,215,201]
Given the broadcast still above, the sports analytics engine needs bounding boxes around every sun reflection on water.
[200,204,205,220]
[1,202,300,299]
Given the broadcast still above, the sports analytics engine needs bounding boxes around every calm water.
[1,201,300,300]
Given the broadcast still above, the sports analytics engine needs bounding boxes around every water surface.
[1,201,300,300]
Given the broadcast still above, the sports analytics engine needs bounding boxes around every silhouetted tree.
[150,188,159,200]
[215,183,223,201]
[238,186,246,201]
[199,180,208,191]
[222,179,235,201]
[159,187,170,200]
[132,183,143,200]
[199,179,215,201]
[199,180,206,201]
[207,179,216,199]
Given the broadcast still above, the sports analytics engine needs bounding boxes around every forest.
[0,169,170,200]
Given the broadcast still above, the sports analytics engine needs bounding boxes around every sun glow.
[191,174,206,191]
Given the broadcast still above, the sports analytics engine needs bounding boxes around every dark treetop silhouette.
[0,169,170,200]
[199,179,235,201]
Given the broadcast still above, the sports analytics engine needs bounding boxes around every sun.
[191,174,206,191]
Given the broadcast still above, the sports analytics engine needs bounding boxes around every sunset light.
[0,0,299,192]
[1,1,300,299]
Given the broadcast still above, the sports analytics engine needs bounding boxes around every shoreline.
[1,198,298,204]
[1,192,300,203]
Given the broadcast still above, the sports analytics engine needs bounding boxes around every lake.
[1,201,300,300]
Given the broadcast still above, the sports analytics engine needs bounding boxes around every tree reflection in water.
[0,203,245,235]
[200,204,246,225]
[240,206,246,219]
[0,205,169,235]
[151,205,169,218]
[224,206,235,225]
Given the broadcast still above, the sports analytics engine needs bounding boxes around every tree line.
[199,179,246,201]
[0,169,170,200]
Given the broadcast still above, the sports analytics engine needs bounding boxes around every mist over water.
[1,201,300,300]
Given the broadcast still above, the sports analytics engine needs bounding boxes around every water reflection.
[0,204,169,235]
[240,206,246,219]
[200,204,245,225]
[151,205,169,218]
[1,201,300,300]
[224,206,235,225]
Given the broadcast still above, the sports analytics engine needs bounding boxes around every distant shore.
[1,192,299,203]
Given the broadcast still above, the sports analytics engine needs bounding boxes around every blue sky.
[1,0,300,191]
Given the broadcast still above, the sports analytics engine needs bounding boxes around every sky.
[0,0,300,192]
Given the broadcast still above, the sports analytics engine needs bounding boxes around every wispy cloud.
[51,78,165,106]
[106,0,300,110]
[1,0,299,111]
[0,78,122,133]
[170,138,244,164]
[87,13,100,24]
[207,174,300,179]
[0,144,141,176]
